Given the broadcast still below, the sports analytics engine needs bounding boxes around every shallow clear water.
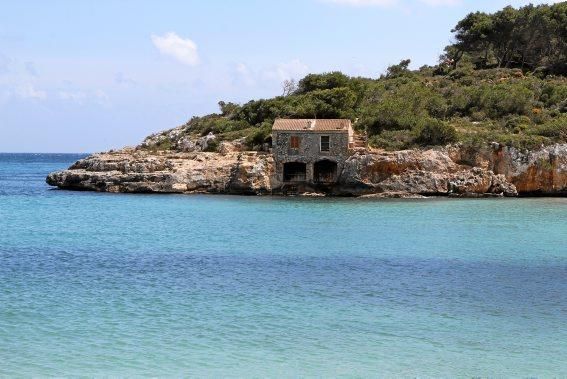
[0,153,566,377]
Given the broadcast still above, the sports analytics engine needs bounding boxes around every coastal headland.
[47,2,567,198]
[47,142,567,197]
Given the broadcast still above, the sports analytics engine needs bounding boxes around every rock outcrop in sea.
[47,142,567,197]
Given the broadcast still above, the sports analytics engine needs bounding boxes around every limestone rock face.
[340,149,454,195]
[488,144,567,195]
[340,149,458,188]
[46,144,567,197]
[449,143,567,195]
[47,149,273,194]
[218,138,246,155]
[448,168,518,197]
[339,149,517,197]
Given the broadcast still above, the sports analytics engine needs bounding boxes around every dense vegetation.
[145,2,566,152]
[441,2,566,75]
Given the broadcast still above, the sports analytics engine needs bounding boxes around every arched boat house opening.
[283,162,307,182]
[314,160,337,183]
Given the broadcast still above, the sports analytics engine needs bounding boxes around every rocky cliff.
[46,143,567,197]
[47,149,273,195]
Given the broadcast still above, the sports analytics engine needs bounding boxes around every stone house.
[271,119,354,189]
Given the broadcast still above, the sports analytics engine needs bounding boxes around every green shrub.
[297,87,357,119]
[199,119,251,136]
[479,83,534,118]
[414,119,458,145]
[154,137,174,151]
[448,60,475,80]
[183,114,252,136]
[460,127,551,150]
[369,130,415,151]
[504,115,532,133]
[498,134,550,150]
[470,111,488,122]
[383,59,413,79]
[246,123,272,150]
[529,115,567,139]
[448,82,535,119]
[295,72,350,94]
[360,81,446,135]
[203,139,219,152]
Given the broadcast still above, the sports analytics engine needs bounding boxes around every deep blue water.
[0,153,566,377]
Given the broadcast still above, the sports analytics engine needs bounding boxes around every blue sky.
[0,0,561,152]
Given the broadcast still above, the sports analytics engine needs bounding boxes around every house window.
[290,136,300,149]
[320,136,330,152]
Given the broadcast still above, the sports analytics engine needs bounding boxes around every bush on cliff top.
[415,119,459,146]
[529,114,567,139]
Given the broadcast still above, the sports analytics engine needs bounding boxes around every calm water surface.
[0,153,566,377]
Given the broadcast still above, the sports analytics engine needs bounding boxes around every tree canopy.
[442,2,567,75]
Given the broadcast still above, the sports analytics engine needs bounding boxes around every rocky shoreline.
[46,143,567,198]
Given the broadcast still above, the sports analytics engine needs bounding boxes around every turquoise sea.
[0,153,566,377]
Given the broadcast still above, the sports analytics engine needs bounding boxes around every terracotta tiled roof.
[272,119,351,132]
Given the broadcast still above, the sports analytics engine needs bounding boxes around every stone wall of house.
[272,131,350,186]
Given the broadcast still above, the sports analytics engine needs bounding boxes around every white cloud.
[58,90,87,103]
[56,89,109,105]
[15,84,46,100]
[151,32,199,66]
[268,59,309,81]
[233,63,256,86]
[94,89,108,99]
[230,60,309,91]
[236,63,249,75]
[94,89,110,106]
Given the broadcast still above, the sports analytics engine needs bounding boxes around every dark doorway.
[314,160,337,183]
[283,162,306,182]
